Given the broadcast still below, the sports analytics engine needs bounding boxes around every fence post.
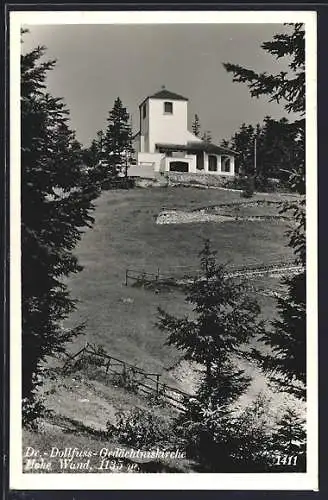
[125,269,128,286]
[122,361,126,382]
[162,383,167,402]
[155,374,160,395]
[78,346,86,369]
[156,268,160,282]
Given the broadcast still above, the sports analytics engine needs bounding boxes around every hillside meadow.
[23,186,303,471]
[63,186,295,380]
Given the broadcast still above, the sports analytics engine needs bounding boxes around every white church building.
[129,88,236,178]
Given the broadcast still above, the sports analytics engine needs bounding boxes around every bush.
[145,388,167,408]
[175,392,306,473]
[22,396,49,430]
[110,368,139,393]
[106,408,173,448]
[268,407,306,471]
[254,176,277,193]
[101,177,135,190]
[241,176,255,198]
[221,176,244,190]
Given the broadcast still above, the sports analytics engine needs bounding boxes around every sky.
[22,23,297,147]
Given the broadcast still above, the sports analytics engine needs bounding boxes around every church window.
[208,155,218,171]
[164,102,173,114]
[222,156,231,172]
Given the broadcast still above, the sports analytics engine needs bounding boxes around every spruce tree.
[158,240,263,386]
[229,123,256,176]
[82,130,109,186]
[223,23,305,186]
[269,407,306,471]
[201,130,212,144]
[157,240,265,469]
[192,113,201,137]
[104,97,133,180]
[21,40,98,420]
[223,23,305,115]
[223,23,306,398]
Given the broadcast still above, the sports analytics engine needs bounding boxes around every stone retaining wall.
[167,172,229,187]
[133,176,167,188]
[156,209,289,225]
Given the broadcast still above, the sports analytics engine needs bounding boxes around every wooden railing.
[62,343,192,411]
[125,260,304,288]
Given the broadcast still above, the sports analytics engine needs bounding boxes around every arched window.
[222,156,231,172]
[208,155,218,172]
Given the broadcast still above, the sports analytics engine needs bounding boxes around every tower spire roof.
[149,88,188,101]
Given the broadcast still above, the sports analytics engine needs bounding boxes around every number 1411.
[274,455,298,466]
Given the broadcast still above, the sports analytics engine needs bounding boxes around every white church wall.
[138,152,164,172]
[185,130,203,143]
[148,99,188,152]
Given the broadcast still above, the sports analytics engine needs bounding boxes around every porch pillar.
[204,152,209,173]
[218,155,222,173]
[230,156,235,175]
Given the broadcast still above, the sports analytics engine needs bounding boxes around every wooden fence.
[125,260,304,288]
[62,343,192,411]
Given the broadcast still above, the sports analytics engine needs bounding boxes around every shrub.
[101,177,135,190]
[255,176,277,193]
[221,176,244,190]
[241,176,255,198]
[22,396,50,430]
[106,408,173,448]
[110,368,139,393]
[268,407,306,471]
[145,387,167,408]
[175,391,306,473]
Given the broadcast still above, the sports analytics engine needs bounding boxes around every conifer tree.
[192,113,201,137]
[157,240,265,469]
[104,97,133,180]
[223,23,305,185]
[158,240,263,386]
[223,23,306,398]
[82,130,109,186]
[21,38,98,420]
[269,407,306,471]
[201,130,212,144]
[228,123,256,176]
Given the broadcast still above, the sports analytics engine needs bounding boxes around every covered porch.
[156,141,236,176]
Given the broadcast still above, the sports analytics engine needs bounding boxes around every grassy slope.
[24,187,301,471]
[64,187,294,380]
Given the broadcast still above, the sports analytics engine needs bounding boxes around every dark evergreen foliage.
[103,97,134,180]
[222,117,304,182]
[223,23,306,398]
[269,407,306,471]
[158,240,263,387]
[21,40,98,412]
[157,240,266,469]
[192,114,201,137]
[201,130,212,144]
[223,23,305,115]
[253,198,306,398]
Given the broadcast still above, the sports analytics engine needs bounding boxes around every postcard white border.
[9,10,318,491]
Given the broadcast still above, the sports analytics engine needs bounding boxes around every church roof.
[156,141,238,156]
[149,89,188,101]
[138,89,189,106]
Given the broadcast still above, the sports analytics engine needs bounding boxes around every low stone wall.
[133,176,168,188]
[167,172,230,187]
[157,209,233,225]
[156,208,289,225]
